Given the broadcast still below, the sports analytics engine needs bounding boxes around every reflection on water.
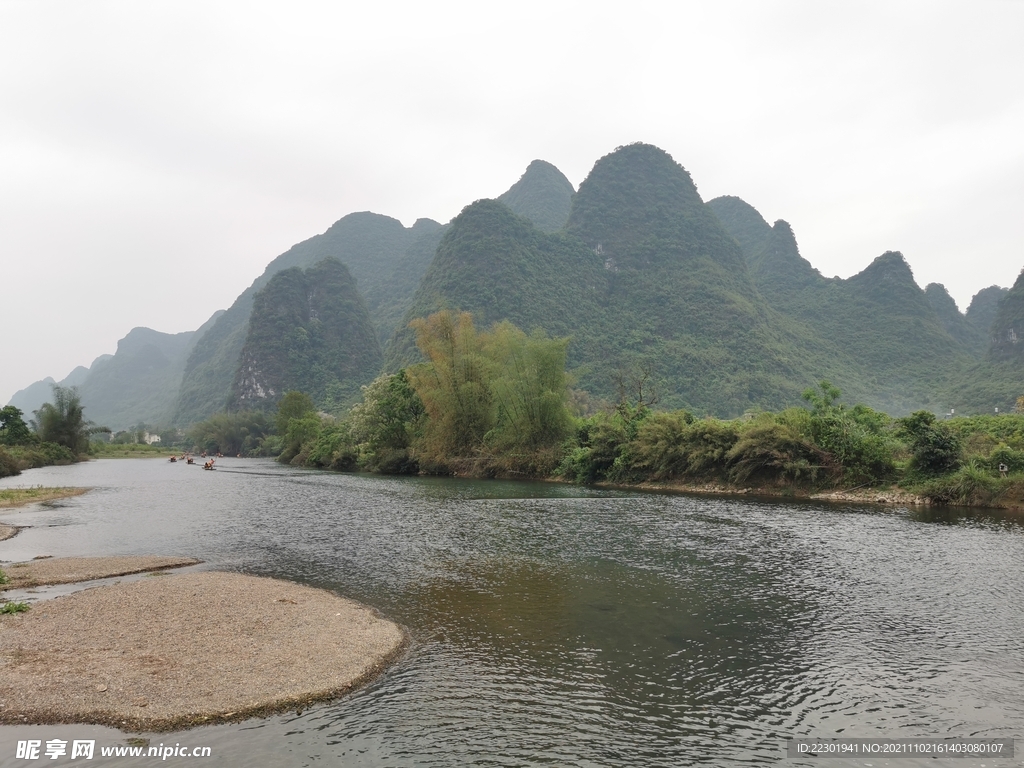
[1,459,1022,766]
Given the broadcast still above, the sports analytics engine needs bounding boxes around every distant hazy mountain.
[925,283,986,351]
[75,326,203,429]
[496,160,575,232]
[709,193,981,413]
[966,285,1010,341]
[229,258,380,411]
[7,315,222,431]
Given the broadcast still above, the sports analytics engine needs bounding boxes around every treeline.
[183,310,1024,508]
[0,389,98,477]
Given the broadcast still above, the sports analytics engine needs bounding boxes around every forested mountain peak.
[847,251,921,296]
[230,257,381,411]
[412,217,442,234]
[115,326,195,358]
[747,219,823,289]
[966,285,1009,336]
[925,282,984,350]
[706,195,773,257]
[497,160,575,232]
[566,142,745,272]
[383,197,606,372]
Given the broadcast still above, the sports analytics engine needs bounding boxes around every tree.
[349,370,424,473]
[32,386,101,454]
[275,391,315,436]
[0,406,32,445]
[897,410,962,477]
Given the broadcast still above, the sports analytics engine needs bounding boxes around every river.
[1,458,1022,766]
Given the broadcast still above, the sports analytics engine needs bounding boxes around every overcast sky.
[2,0,1022,405]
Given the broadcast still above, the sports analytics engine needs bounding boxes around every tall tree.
[32,386,101,453]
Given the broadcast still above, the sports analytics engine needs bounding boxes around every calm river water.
[1,458,1022,766]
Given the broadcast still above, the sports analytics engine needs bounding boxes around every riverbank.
[594,479,930,506]
[0,560,407,731]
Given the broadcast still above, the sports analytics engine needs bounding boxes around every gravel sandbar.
[0,571,407,730]
[1,556,200,590]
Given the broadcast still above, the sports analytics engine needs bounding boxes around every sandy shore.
[0,569,407,731]
[0,556,200,590]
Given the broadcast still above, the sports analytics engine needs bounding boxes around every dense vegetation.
[237,312,1024,509]
[230,258,382,412]
[0,389,94,477]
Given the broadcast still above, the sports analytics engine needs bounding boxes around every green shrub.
[0,447,19,478]
[726,421,825,485]
[919,460,998,506]
[988,444,1024,474]
[898,411,963,478]
[304,422,358,471]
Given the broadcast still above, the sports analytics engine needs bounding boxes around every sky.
[2,0,1023,405]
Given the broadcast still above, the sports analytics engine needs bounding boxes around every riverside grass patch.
[0,487,88,508]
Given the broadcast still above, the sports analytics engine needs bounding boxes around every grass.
[0,487,89,508]
[90,442,169,458]
[0,601,30,614]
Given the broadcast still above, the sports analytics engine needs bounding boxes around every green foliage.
[918,460,998,506]
[303,421,358,471]
[0,406,32,445]
[897,411,963,478]
[349,370,424,473]
[3,443,77,471]
[406,311,573,475]
[276,391,316,436]
[187,411,272,456]
[32,386,101,454]
[0,601,30,614]
[558,411,632,484]
[725,419,824,485]
[279,414,326,465]
[0,447,19,478]
[802,381,896,483]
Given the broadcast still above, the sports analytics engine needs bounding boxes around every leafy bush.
[0,447,19,478]
[304,422,358,471]
[349,371,423,474]
[988,444,1024,474]
[919,460,998,506]
[897,411,963,478]
[726,420,825,485]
